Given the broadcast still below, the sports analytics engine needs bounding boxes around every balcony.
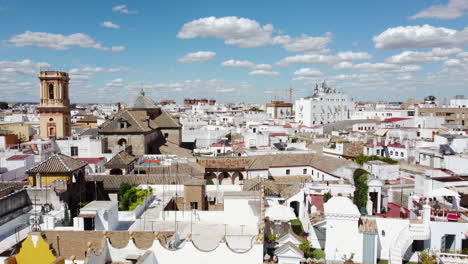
[40,99,69,106]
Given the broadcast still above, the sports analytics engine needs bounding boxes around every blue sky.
[0,0,467,103]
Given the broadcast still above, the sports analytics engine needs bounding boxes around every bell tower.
[37,71,72,138]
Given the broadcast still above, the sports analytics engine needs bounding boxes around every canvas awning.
[374,129,389,137]
[266,205,296,221]
[431,188,460,198]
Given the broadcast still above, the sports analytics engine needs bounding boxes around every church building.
[37,71,72,139]
[98,89,182,156]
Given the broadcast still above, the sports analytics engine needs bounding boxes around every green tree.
[289,219,304,235]
[249,107,263,112]
[353,169,369,215]
[119,184,153,211]
[63,204,71,226]
[323,192,332,203]
[299,240,313,258]
[0,102,8,110]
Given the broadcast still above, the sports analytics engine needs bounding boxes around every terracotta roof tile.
[27,153,88,174]
[105,151,136,168]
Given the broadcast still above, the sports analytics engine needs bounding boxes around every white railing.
[437,252,468,264]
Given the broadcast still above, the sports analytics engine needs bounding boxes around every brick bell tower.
[37,71,72,138]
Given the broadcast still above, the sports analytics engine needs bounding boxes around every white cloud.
[70,67,121,74]
[373,24,468,50]
[276,51,371,66]
[293,68,323,77]
[177,16,276,48]
[249,70,279,77]
[111,46,125,52]
[124,79,252,94]
[106,78,124,88]
[177,16,334,52]
[221,59,272,70]
[334,62,422,73]
[282,33,332,52]
[7,31,125,52]
[101,21,120,29]
[112,5,137,14]
[410,0,468,20]
[0,59,51,75]
[178,51,216,63]
[386,48,462,64]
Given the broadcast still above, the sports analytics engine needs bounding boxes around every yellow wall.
[0,123,32,141]
[28,175,69,187]
[39,112,71,139]
[15,234,57,264]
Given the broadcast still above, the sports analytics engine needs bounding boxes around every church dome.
[126,89,158,109]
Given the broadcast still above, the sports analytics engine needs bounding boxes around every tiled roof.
[27,153,88,174]
[198,154,355,176]
[383,117,411,123]
[275,242,304,257]
[77,157,105,164]
[6,155,31,161]
[269,133,288,137]
[105,151,136,168]
[126,91,159,109]
[86,174,197,189]
[40,231,173,260]
[99,109,180,134]
[343,142,364,157]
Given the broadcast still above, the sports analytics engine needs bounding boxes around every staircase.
[389,223,430,264]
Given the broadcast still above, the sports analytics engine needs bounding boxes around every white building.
[295,82,354,126]
[450,95,468,108]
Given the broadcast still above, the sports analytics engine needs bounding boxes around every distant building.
[416,107,468,126]
[99,89,182,156]
[184,98,216,105]
[295,82,354,126]
[37,71,72,138]
[450,95,468,108]
[265,100,293,119]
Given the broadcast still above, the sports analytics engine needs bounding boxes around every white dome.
[324,197,360,216]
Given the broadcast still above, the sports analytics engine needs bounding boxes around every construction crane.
[267,85,300,103]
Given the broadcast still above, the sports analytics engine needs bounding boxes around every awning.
[374,129,389,137]
[431,188,460,198]
[266,205,296,221]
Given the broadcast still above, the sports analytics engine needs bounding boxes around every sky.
[0,0,467,104]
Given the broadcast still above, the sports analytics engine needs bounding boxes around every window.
[164,133,169,138]
[303,168,307,175]
[377,149,380,155]
[190,202,198,210]
[412,240,425,252]
[48,84,54,99]
[286,169,290,175]
[401,152,404,157]
[119,121,127,129]
[390,151,393,155]
[70,146,78,157]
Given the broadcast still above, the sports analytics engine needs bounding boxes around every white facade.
[449,96,468,108]
[351,109,413,120]
[295,82,354,126]
[364,161,400,180]
[55,135,104,158]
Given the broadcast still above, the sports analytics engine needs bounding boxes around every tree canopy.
[0,102,9,109]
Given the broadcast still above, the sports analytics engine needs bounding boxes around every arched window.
[48,84,54,99]
[118,138,127,147]
[401,152,404,157]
